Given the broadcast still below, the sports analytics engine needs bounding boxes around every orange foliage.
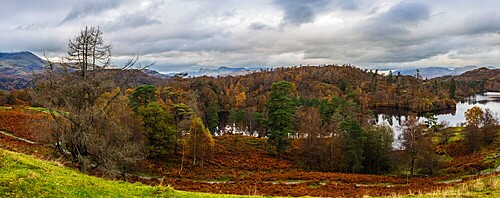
[132,135,455,197]
[0,107,52,141]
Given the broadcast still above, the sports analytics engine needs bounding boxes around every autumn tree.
[139,102,177,158]
[187,116,214,165]
[30,26,147,175]
[0,90,6,105]
[482,109,499,144]
[463,106,499,152]
[438,121,453,145]
[94,90,145,178]
[297,107,326,170]
[399,115,426,176]
[235,91,246,108]
[267,81,296,159]
[172,103,194,135]
[464,106,484,153]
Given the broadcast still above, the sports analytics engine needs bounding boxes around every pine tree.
[267,81,296,159]
[129,85,157,110]
[449,78,456,99]
[205,102,220,134]
[139,102,177,158]
[338,117,366,173]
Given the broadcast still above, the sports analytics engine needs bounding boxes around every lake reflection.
[374,92,500,138]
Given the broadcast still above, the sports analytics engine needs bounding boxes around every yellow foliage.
[235,92,246,108]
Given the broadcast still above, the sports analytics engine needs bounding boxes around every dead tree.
[31,26,149,177]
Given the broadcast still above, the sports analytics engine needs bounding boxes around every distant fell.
[0,51,45,75]
[0,52,45,90]
[434,67,500,96]
[0,52,170,91]
[169,66,263,77]
[394,66,497,79]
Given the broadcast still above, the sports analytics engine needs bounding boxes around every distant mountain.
[0,51,171,91]
[392,66,497,79]
[141,69,171,79]
[0,52,46,90]
[0,51,45,75]
[169,66,263,77]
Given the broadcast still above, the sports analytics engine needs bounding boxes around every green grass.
[392,175,500,197]
[0,106,12,110]
[27,106,51,114]
[1,147,498,198]
[442,127,464,143]
[26,106,65,116]
[0,149,260,198]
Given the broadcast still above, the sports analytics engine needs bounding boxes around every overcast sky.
[1,0,500,72]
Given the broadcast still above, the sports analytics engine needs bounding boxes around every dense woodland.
[1,26,499,180]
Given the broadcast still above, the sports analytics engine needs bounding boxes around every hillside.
[0,52,169,91]
[1,147,499,198]
[167,66,263,77]
[0,52,45,90]
[394,66,497,79]
[434,67,500,97]
[0,148,249,198]
[2,106,500,197]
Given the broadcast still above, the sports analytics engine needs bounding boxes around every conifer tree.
[139,102,177,158]
[267,81,296,159]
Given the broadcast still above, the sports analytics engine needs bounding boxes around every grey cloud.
[15,24,47,31]
[463,11,500,35]
[3,0,500,71]
[280,3,316,26]
[303,47,334,59]
[274,0,360,27]
[111,26,222,48]
[377,1,429,24]
[334,0,358,10]
[112,28,239,56]
[105,13,161,31]
[61,0,121,23]
[182,38,245,52]
[153,64,200,73]
[363,38,453,63]
[248,22,273,31]
[358,1,430,39]
[275,0,355,27]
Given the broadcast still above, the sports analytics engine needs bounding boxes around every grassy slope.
[0,149,258,198]
[1,148,499,198]
[397,175,500,198]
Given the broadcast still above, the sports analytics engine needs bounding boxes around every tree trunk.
[410,156,415,177]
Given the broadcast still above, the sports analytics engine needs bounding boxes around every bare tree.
[298,107,326,171]
[30,26,148,176]
[399,115,426,176]
[67,26,111,79]
[482,109,499,144]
